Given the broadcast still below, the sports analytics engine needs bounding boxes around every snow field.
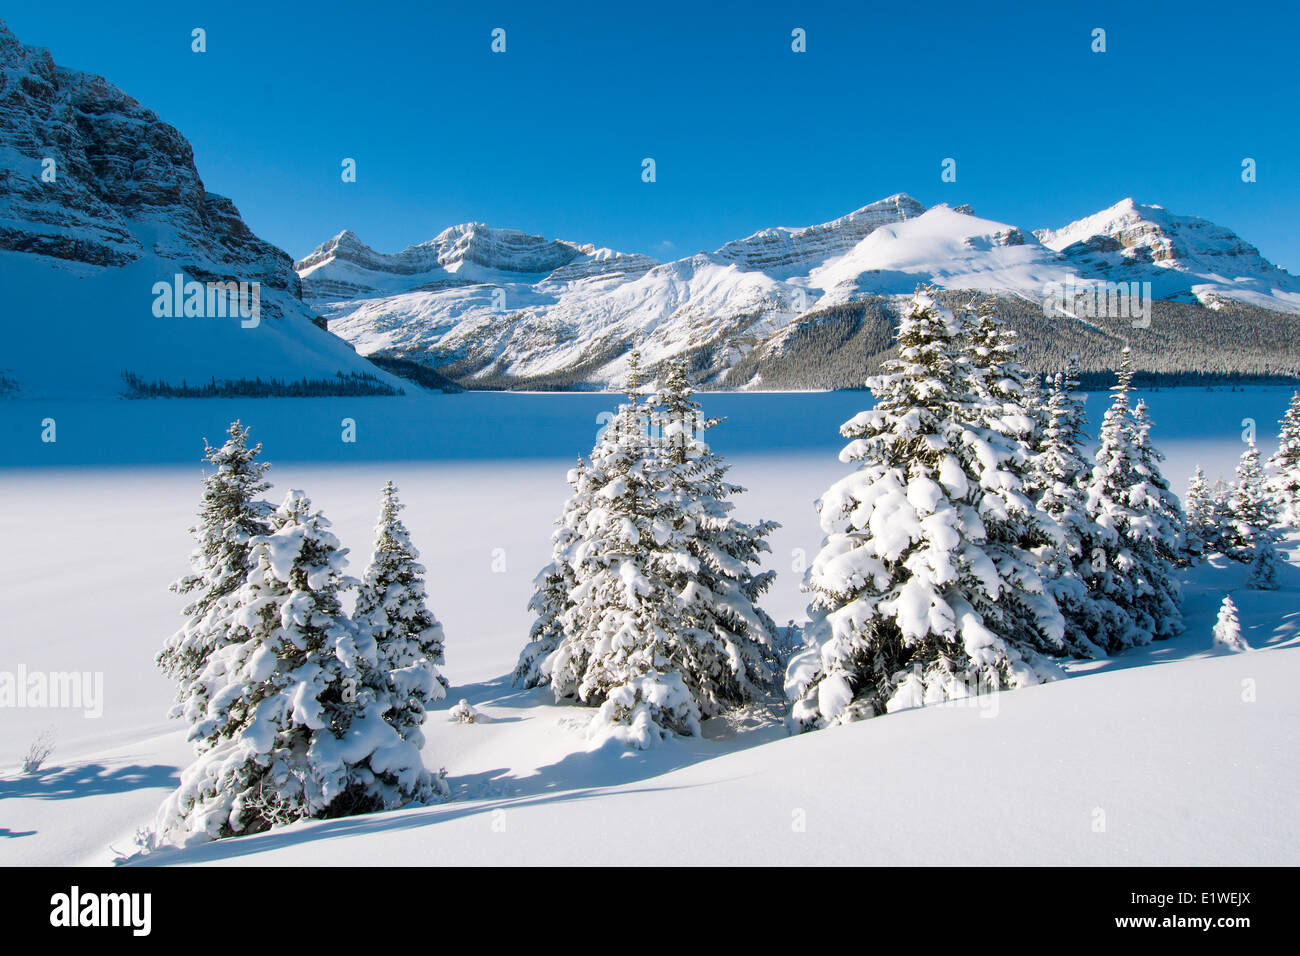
[1,387,1297,864]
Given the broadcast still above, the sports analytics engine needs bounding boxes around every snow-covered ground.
[1,388,1297,865]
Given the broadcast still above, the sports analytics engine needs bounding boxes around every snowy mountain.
[0,20,403,399]
[1036,198,1300,311]
[303,196,1300,389]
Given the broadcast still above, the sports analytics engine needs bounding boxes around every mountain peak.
[714,193,927,278]
[1037,199,1288,286]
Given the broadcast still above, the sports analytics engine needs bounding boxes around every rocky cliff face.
[297,224,660,302]
[0,19,406,398]
[0,19,301,296]
[714,193,925,277]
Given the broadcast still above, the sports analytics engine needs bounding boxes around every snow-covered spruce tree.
[1225,440,1277,562]
[1082,350,1183,650]
[786,291,1065,729]
[1267,391,1300,526]
[640,358,783,708]
[1247,532,1281,590]
[157,421,273,722]
[1209,475,1235,553]
[354,481,448,751]
[156,490,437,844]
[1025,363,1110,658]
[1226,440,1283,589]
[1131,399,1190,566]
[514,457,588,688]
[544,353,781,746]
[1212,594,1249,651]
[545,353,702,745]
[957,304,1067,657]
[963,304,1039,452]
[1182,466,1213,561]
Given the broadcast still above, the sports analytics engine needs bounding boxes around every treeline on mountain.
[721,292,1300,391]
[365,356,464,393]
[358,292,1300,392]
[121,370,403,398]
[430,335,634,392]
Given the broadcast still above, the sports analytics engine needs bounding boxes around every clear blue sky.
[7,1,1298,269]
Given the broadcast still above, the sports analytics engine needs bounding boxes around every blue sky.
[7,1,1299,268]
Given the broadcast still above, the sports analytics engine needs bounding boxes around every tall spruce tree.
[1083,349,1183,650]
[1131,399,1189,565]
[158,421,272,722]
[1027,363,1110,658]
[542,353,782,746]
[1266,392,1300,526]
[1225,441,1275,559]
[958,304,1066,657]
[354,482,448,749]
[546,353,705,746]
[157,490,437,844]
[1226,441,1282,589]
[640,358,783,709]
[786,291,1064,729]
[515,457,589,688]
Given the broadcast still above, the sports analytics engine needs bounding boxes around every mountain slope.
[0,20,404,399]
[305,197,1300,390]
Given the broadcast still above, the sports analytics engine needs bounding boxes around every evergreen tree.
[1225,441,1277,562]
[1208,475,1235,553]
[786,291,1064,729]
[542,353,781,746]
[546,353,706,746]
[514,458,588,688]
[1130,399,1190,566]
[156,490,437,844]
[158,421,272,722]
[958,305,1065,658]
[1266,391,1300,526]
[963,304,1040,456]
[354,482,448,749]
[1083,349,1183,650]
[1027,363,1109,658]
[1212,595,1248,651]
[1247,534,1282,590]
[1182,466,1213,561]
[640,358,783,708]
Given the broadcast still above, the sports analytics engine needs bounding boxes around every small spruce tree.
[1182,466,1213,561]
[1212,595,1248,651]
[354,482,449,750]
